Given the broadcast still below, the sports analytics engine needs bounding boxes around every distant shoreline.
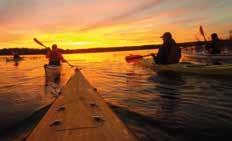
[1,40,232,56]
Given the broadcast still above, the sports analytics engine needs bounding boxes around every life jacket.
[155,47,168,64]
[49,51,61,65]
[167,43,181,64]
[210,39,221,54]
[155,39,181,64]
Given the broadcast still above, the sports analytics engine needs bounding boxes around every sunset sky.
[0,0,231,49]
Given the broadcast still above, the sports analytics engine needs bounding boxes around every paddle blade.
[199,25,207,41]
[125,55,143,63]
[33,38,47,48]
[199,25,204,36]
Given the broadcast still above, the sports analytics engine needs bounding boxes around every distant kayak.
[6,57,23,62]
[181,51,232,63]
[137,58,232,76]
[44,65,61,85]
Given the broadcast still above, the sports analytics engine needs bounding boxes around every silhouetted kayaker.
[206,33,221,54]
[152,32,181,64]
[12,51,20,60]
[46,44,67,66]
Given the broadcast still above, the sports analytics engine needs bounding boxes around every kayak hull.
[181,51,232,64]
[44,65,61,85]
[138,59,232,76]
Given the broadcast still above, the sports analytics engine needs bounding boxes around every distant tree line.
[0,48,47,55]
[0,40,232,56]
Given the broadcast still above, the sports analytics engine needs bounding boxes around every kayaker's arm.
[150,53,156,62]
[60,54,67,63]
[150,53,156,58]
[61,58,67,63]
[59,54,75,67]
[62,57,75,67]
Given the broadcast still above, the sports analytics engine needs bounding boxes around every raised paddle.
[33,38,76,68]
[199,25,207,42]
[33,38,49,48]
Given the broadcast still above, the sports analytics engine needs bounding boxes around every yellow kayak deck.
[27,69,138,141]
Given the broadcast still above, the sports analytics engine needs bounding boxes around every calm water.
[0,50,232,141]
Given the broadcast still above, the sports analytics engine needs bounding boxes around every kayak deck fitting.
[27,69,138,141]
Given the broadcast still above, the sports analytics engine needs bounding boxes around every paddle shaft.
[125,53,154,62]
[66,61,74,68]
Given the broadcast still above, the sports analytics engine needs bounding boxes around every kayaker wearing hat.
[46,44,67,66]
[152,32,181,64]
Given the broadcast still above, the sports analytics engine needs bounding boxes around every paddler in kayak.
[12,51,21,60]
[7,50,22,66]
[46,44,67,66]
[205,33,221,54]
[45,44,67,85]
[152,32,181,64]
